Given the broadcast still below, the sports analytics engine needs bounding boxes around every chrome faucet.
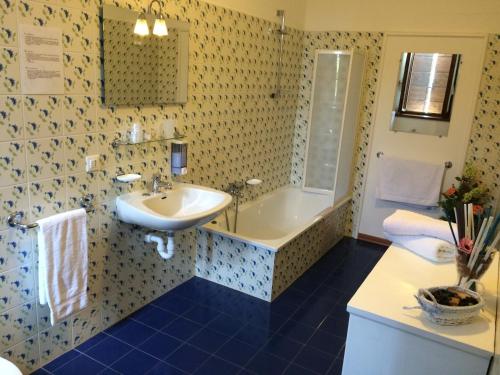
[224,181,246,233]
[151,174,173,194]
[225,181,245,197]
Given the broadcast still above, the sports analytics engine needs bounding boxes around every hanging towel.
[376,156,445,207]
[384,232,456,263]
[37,209,88,325]
[383,209,458,243]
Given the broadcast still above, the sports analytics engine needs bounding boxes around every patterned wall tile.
[23,96,63,139]
[0,48,20,94]
[0,184,28,230]
[0,96,23,141]
[0,0,18,47]
[26,137,65,180]
[0,265,35,311]
[0,140,25,186]
[0,230,32,273]
[2,335,39,373]
[465,34,500,204]
[0,301,37,351]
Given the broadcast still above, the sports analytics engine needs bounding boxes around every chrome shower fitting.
[271,10,287,99]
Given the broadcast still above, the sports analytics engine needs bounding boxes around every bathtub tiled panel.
[0,0,303,371]
[196,201,350,302]
[272,201,350,299]
[196,230,276,301]
[465,34,500,204]
[291,32,384,236]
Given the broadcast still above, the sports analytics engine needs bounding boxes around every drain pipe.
[145,232,175,260]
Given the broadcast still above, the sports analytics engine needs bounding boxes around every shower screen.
[303,50,364,204]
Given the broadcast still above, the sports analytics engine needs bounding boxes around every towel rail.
[7,194,94,230]
[376,152,452,169]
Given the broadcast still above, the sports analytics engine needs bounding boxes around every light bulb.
[153,15,168,36]
[134,13,149,36]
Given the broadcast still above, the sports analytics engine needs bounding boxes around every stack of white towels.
[383,210,458,263]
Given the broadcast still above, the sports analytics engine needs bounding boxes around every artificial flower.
[458,237,474,254]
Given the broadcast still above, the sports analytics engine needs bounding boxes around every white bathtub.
[203,186,351,251]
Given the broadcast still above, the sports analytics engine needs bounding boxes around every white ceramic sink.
[116,183,232,231]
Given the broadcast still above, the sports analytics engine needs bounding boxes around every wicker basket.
[415,286,484,326]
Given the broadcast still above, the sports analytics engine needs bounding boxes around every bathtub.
[203,186,350,251]
[197,186,351,301]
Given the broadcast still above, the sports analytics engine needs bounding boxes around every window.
[396,53,460,121]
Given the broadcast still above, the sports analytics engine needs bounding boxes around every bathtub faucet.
[224,181,246,233]
[225,181,245,197]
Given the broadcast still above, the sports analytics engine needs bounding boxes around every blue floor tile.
[246,312,285,332]
[262,334,303,360]
[291,305,330,329]
[277,320,315,343]
[98,369,121,375]
[183,305,220,325]
[44,350,80,372]
[75,332,107,352]
[293,345,336,374]
[165,344,210,373]
[234,324,273,346]
[194,356,241,375]
[162,317,203,340]
[188,327,230,353]
[308,329,344,357]
[146,362,186,375]
[318,315,349,338]
[152,294,196,315]
[109,319,156,346]
[206,313,244,336]
[139,332,183,360]
[216,338,259,367]
[31,369,51,375]
[84,336,133,365]
[246,351,289,375]
[110,349,159,375]
[283,363,318,375]
[131,305,178,330]
[52,354,106,375]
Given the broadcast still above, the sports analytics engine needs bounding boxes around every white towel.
[383,209,458,243]
[376,156,445,207]
[384,232,456,263]
[37,209,88,325]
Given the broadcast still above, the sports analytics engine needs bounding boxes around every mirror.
[101,5,189,106]
[391,52,461,137]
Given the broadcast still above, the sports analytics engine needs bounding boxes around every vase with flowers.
[441,165,498,290]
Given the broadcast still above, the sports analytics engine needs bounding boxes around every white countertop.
[347,245,498,358]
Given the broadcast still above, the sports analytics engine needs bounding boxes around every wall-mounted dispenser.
[171,140,188,176]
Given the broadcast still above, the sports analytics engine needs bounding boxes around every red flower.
[458,237,474,254]
[445,186,457,197]
[473,205,483,215]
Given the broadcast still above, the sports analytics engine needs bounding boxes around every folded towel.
[384,232,456,263]
[37,209,88,325]
[383,209,457,243]
[376,156,445,207]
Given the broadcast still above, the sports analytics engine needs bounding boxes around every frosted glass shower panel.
[305,53,351,191]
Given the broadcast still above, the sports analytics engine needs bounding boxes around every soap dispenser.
[171,140,188,176]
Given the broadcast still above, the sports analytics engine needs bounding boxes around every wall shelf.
[111,133,185,149]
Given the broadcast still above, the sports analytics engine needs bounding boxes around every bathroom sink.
[116,183,232,231]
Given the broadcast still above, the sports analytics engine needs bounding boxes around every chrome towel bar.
[7,194,94,230]
[376,152,452,169]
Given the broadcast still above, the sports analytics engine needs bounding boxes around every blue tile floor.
[35,238,385,375]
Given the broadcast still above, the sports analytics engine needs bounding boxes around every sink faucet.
[151,174,173,194]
